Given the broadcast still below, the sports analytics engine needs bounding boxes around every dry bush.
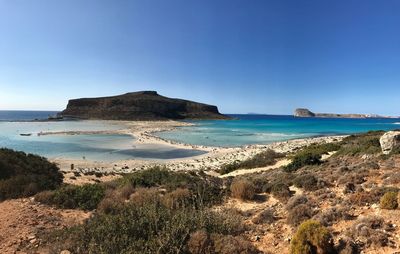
[116,183,135,200]
[97,196,124,214]
[336,237,359,254]
[212,234,259,254]
[129,187,160,205]
[266,182,291,201]
[251,208,275,225]
[380,191,398,210]
[230,179,255,201]
[287,204,316,227]
[188,228,259,254]
[370,186,399,203]
[286,195,309,210]
[313,207,352,226]
[290,220,334,254]
[162,188,192,209]
[293,174,326,191]
[347,192,375,206]
[35,190,55,204]
[337,173,366,185]
[382,171,400,184]
[249,176,268,193]
[187,230,214,254]
[347,216,389,248]
[314,188,336,200]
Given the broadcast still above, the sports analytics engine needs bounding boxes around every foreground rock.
[380,131,400,154]
[59,91,230,120]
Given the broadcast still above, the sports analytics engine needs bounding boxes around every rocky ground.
[0,198,90,254]
[3,130,400,253]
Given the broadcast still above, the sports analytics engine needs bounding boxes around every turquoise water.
[2,112,400,160]
[0,115,205,161]
[157,114,400,147]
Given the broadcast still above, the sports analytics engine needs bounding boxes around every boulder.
[380,131,400,154]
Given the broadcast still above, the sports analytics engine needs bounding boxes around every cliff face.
[294,108,384,118]
[59,91,230,120]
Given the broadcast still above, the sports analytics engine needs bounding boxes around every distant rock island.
[59,91,230,120]
[294,108,386,118]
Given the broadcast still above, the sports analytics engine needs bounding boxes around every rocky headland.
[294,108,387,118]
[59,91,230,120]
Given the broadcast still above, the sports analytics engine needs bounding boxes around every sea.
[1,111,399,161]
[156,114,400,147]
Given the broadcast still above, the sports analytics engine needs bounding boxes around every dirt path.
[0,198,90,254]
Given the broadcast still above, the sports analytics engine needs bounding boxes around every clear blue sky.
[1,0,400,115]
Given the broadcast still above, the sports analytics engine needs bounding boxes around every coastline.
[43,120,347,181]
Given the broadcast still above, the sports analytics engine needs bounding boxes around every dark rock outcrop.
[59,91,230,120]
[294,108,316,117]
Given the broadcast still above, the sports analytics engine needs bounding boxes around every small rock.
[60,250,71,254]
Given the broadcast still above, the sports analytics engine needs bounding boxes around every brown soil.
[0,198,90,254]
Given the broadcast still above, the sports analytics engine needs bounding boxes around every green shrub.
[284,142,341,172]
[290,220,334,254]
[35,184,105,210]
[285,152,322,172]
[48,200,246,254]
[0,148,63,200]
[380,191,398,210]
[230,179,256,201]
[218,149,283,175]
[336,131,383,156]
[122,166,194,190]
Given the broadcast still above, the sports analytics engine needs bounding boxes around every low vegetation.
[218,149,283,175]
[0,148,63,200]
[380,191,398,210]
[284,143,340,172]
[35,184,106,210]
[335,131,383,156]
[290,220,333,254]
[230,179,256,201]
[42,167,254,253]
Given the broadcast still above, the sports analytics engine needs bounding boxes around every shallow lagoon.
[0,121,206,161]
